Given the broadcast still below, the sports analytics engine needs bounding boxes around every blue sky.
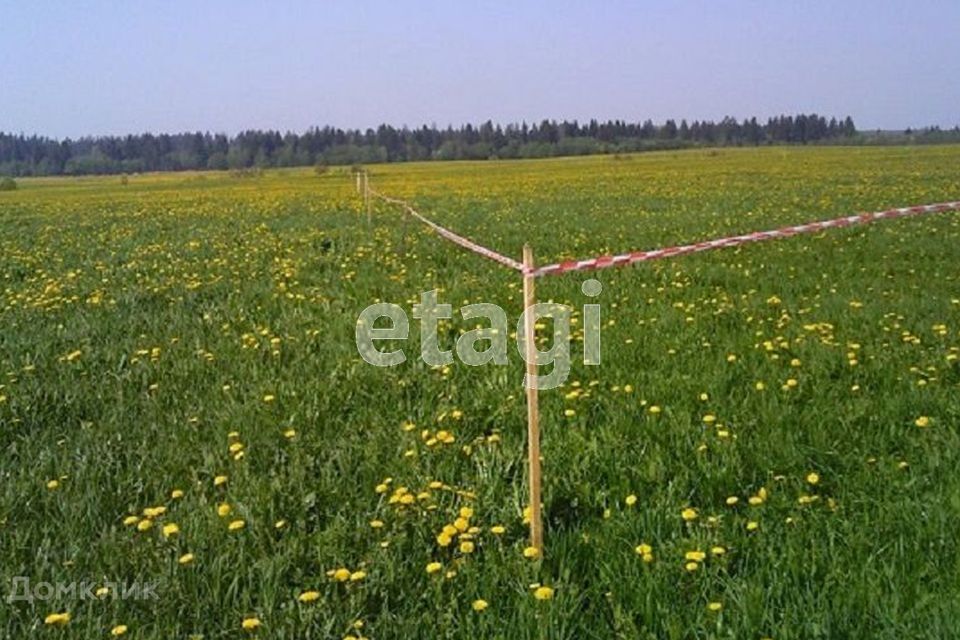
[1,1,958,138]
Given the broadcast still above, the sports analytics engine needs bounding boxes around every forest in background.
[0,113,957,177]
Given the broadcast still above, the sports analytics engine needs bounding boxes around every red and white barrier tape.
[369,188,525,272]
[367,178,959,279]
[530,201,960,277]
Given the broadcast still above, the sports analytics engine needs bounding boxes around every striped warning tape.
[529,201,960,277]
[366,176,959,279]
[369,187,525,272]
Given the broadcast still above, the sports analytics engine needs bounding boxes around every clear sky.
[2,0,958,138]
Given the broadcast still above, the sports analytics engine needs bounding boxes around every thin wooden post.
[399,193,409,258]
[522,244,543,553]
[364,171,372,225]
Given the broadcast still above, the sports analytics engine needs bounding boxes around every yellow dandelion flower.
[915,416,931,428]
[178,553,195,565]
[297,590,320,603]
[228,519,246,531]
[111,624,128,636]
[681,508,698,521]
[241,617,261,631]
[490,525,505,535]
[217,503,232,517]
[136,519,153,532]
[459,541,475,554]
[332,568,351,582]
[522,546,540,559]
[162,523,180,538]
[472,599,489,612]
[44,612,71,626]
[746,521,759,531]
[635,543,652,556]
[213,475,228,487]
[806,472,820,485]
[46,479,60,490]
[170,489,184,499]
[533,586,554,600]
[707,601,723,612]
[349,571,366,582]
[426,562,442,575]
[143,506,166,518]
[625,494,637,506]
[123,515,140,526]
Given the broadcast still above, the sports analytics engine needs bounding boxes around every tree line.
[0,114,868,176]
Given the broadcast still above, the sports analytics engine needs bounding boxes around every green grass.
[1,146,959,639]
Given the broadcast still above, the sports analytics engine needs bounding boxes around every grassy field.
[2,145,959,639]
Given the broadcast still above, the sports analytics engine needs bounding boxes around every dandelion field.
[2,145,960,639]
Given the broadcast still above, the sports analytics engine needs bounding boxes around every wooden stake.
[522,244,544,553]
[365,171,372,225]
